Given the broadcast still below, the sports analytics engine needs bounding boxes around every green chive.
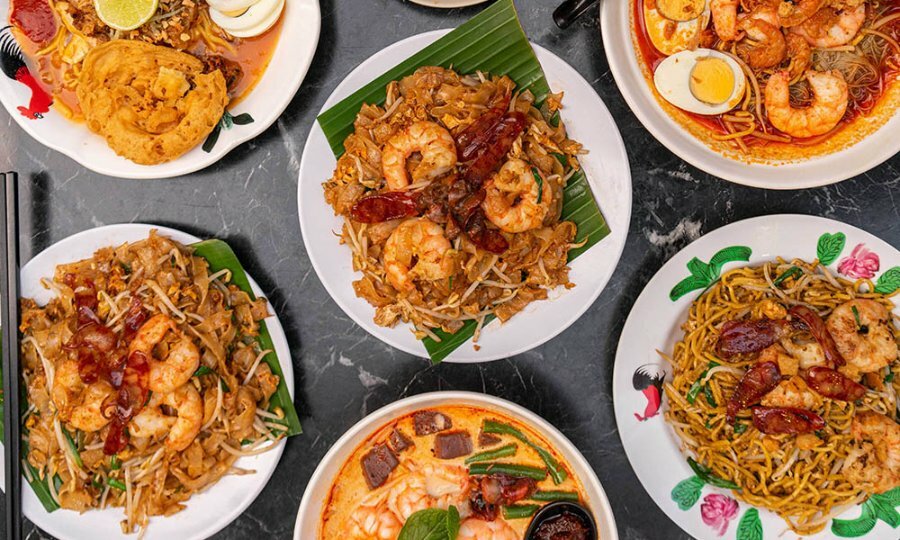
[482,420,566,484]
[110,455,120,470]
[107,478,127,491]
[467,462,548,481]
[703,385,717,407]
[687,458,740,490]
[194,366,214,377]
[530,490,579,502]
[885,372,895,383]
[733,423,748,434]
[62,429,83,468]
[686,381,702,404]
[531,167,544,204]
[502,504,540,519]
[550,152,568,167]
[772,266,801,287]
[464,443,517,464]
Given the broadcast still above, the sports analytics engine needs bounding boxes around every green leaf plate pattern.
[669,246,752,301]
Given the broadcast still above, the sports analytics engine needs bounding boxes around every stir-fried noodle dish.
[635,0,900,158]
[324,66,587,344]
[664,257,899,534]
[20,232,288,534]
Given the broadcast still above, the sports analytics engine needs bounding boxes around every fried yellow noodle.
[20,231,286,535]
[664,258,900,534]
[324,66,585,343]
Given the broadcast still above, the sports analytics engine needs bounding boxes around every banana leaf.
[318,0,610,362]
[0,238,301,513]
[191,239,302,437]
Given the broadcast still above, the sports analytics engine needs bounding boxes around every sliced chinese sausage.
[478,431,502,447]
[434,430,473,459]
[413,410,452,436]
[360,443,398,490]
[388,428,414,453]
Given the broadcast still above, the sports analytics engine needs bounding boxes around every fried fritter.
[77,41,228,165]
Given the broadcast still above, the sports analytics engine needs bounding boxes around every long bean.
[502,504,540,519]
[530,490,579,502]
[482,420,567,484]
[464,443,517,464]
[468,462,548,481]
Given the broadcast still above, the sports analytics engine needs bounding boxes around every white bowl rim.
[294,390,619,540]
[0,1,321,179]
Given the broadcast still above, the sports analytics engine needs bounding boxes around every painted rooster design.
[1,26,52,119]
[633,364,666,421]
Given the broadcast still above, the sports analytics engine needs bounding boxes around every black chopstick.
[1,171,22,540]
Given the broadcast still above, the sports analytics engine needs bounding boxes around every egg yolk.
[689,58,735,105]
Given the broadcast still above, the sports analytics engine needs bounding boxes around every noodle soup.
[320,404,597,539]
[631,0,900,161]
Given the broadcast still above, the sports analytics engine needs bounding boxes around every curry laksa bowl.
[295,391,618,539]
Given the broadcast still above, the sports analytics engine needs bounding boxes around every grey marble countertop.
[1,0,898,539]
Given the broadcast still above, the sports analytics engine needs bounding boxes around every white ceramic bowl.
[297,30,632,362]
[601,0,900,189]
[294,391,619,540]
[0,1,320,179]
[0,223,295,540]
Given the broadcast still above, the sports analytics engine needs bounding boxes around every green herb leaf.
[687,457,740,490]
[670,475,704,511]
[874,266,900,294]
[736,508,763,540]
[772,266,801,287]
[817,232,846,266]
[398,506,460,540]
[191,239,301,436]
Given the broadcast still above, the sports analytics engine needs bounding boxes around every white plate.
[293,390,619,540]
[0,223,295,540]
[613,214,900,539]
[297,30,632,363]
[0,1,320,179]
[601,1,900,189]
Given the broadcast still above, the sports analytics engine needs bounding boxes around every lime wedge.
[94,0,159,31]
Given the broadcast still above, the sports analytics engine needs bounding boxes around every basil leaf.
[398,506,460,540]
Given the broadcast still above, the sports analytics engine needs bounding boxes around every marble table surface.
[1,0,898,539]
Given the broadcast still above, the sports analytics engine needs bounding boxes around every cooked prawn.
[712,0,743,41]
[383,218,456,293]
[760,375,823,409]
[778,0,825,26]
[792,4,866,47]
[51,360,115,432]
[130,383,202,452]
[409,461,470,508]
[129,314,200,394]
[737,19,787,69]
[826,299,898,380]
[381,121,457,190]
[779,337,828,369]
[457,518,518,540]
[843,411,900,494]
[785,33,813,80]
[482,159,552,233]
[765,70,848,138]
[385,473,432,521]
[347,501,402,539]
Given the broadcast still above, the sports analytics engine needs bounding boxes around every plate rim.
[599,0,900,189]
[0,222,295,540]
[292,390,620,540]
[0,0,321,179]
[612,213,900,538]
[296,29,632,363]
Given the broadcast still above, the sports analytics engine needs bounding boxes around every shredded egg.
[643,0,710,55]
[653,49,746,115]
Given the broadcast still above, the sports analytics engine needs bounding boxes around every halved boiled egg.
[653,49,746,115]
[209,0,284,38]
[643,0,710,55]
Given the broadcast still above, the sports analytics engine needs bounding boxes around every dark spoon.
[525,500,598,540]
[553,0,600,29]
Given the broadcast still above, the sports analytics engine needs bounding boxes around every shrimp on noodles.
[764,69,849,137]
